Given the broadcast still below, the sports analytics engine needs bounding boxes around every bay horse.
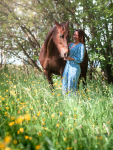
[39,21,88,88]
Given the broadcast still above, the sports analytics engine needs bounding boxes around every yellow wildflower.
[71,128,73,131]
[17,110,20,114]
[4,136,12,144]
[60,112,63,116]
[13,140,17,144]
[5,107,9,110]
[11,116,15,120]
[67,147,73,150]
[19,128,24,133]
[42,118,45,122]
[56,123,59,127]
[4,147,11,150]
[51,114,54,118]
[38,131,42,137]
[74,115,76,119]
[15,116,24,124]
[37,111,41,116]
[9,122,15,126]
[35,145,41,150]
[25,135,29,139]
[42,122,45,126]
[54,82,58,85]
[0,142,5,149]
[29,137,32,140]
[24,114,30,121]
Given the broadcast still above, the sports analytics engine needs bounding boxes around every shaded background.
[0,0,113,83]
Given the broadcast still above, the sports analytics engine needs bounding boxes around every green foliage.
[0,66,113,150]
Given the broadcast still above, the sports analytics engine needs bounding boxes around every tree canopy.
[0,0,113,83]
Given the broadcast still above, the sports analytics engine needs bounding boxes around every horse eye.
[60,35,64,38]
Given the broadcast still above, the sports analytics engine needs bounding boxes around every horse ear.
[55,20,61,29]
[65,21,69,28]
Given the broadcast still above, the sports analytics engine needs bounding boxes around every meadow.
[0,65,113,150]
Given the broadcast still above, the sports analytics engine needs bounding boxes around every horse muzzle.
[64,53,68,58]
[60,51,69,58]
[58,46,69,58]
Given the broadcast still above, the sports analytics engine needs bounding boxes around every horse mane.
[44,25,56,51]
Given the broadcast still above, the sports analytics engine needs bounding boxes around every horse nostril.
[64,53,68,57]
[64,53,68,58]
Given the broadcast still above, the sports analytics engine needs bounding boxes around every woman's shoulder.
[79,43,85,47]
[79,43,85,50]
[79,43,84,46]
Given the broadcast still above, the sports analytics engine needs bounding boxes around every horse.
[39,21,88,88]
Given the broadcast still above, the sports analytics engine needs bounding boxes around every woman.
[62,29,85,95]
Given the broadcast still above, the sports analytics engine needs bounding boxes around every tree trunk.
[0,50,3,69]
[105,64,113,83]
[89,61,93,80]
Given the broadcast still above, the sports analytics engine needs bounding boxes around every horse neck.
[44,26,56,52]
[47,35,55,57]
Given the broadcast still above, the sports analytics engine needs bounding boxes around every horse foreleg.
[43,69,54,89]
[60,66,65,78]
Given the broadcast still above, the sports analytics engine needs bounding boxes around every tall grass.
[0,66,113,150]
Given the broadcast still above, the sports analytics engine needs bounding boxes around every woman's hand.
[64,56,74,61]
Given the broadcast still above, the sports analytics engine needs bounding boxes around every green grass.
[0,65,113,150]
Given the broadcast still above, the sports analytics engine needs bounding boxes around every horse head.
[52,21,69,58]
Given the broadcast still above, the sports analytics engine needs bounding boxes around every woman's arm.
[64,57,74,61]
[64,44,85,63]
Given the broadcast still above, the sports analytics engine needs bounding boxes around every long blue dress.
[62,43,85,95]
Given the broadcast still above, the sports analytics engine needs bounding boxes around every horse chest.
[49,57,60,70]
